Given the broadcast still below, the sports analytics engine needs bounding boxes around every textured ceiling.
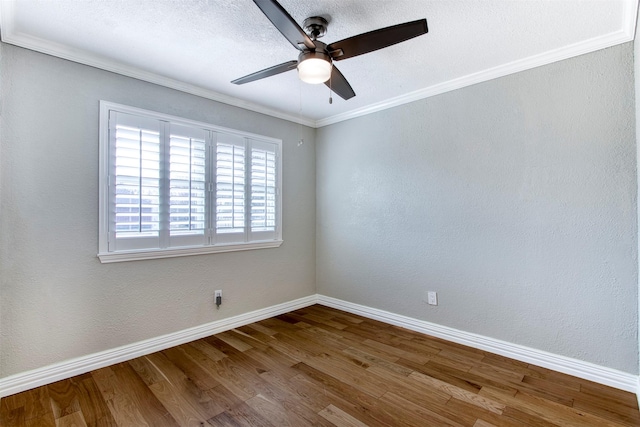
[1,0,637,126]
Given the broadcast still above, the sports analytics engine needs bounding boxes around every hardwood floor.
[1,304,639,426]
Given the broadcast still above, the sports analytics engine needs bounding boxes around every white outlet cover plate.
[427,292,438,306]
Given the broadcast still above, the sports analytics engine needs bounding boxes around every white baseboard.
[1,293,638,399]
[316,295,639,394]
[0,295,317,398]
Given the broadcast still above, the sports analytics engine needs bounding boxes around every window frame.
[98,101,283,263]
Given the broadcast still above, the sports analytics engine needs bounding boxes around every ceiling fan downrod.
[303,16,328,40]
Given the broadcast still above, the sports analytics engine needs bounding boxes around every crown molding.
[316,30,638,127]
[1,0,638,129]
[625,0,640,39]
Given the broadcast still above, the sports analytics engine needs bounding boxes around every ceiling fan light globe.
[297,58,332,84]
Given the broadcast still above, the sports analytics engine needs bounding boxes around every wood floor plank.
[258,370,328,414]
[304,352,390,398]
[292,363,397,427]
[379,391,467,427]
[92,366,156,427]
[321,310,365,325]
[342,346,413,377]
[216,331,254,352]
[523,364,585,391]
[572,398,640,427]
[234,325,276,344]
[341,326,400,348]
[224,329,271,352]
[265,335,317,362]
[110,362,179,426]
[214,352,333,424]
[417,359,518,395]
[296,313,350,330]
[267,325,339,358]
[360,338,431,365]
[243,347,300,380]
[2,305,638,427]
[571,384,640,425]
[251,372,338,426]
[127,357,166,387]
[187,339,227,362]
[366,368,479,426]
[203,357,257,402]
[207,402,276,427]
[244,393,309,427]
[161,346,222,391]
[408,370,506,415]
[515,375,576,406]
[364,364,451,406]
[25,414,56,427]
[147,380,208,426]
[0,384,55,426]
[296,325,353,351]
[54,410,88,427]
[245,322,278,337]
[396,339,445,360]
[47,379,83,420]
[0,406,25,427]
[445,393,538,427]
[73,375,118,427]
[318,404,370,427]
[580,380,640,409]
[468,361,526,384]
[487,386,626,427]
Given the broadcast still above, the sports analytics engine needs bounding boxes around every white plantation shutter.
[99,102,282,262]
[249,139,278,241]
[169,124,208,247]
[215,133,246,243]
[109,111,162,252]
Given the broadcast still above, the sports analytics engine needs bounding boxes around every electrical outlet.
[427,291,438,306]
[214,290,222,308]
[215,290,222,298]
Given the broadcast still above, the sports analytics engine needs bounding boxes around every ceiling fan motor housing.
[298,41,331,64]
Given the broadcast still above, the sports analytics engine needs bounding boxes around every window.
[98,102,282,262]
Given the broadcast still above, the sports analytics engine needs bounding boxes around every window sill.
[97,240,283,263]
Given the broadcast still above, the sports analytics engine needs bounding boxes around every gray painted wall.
[317,43,638,373]
[0,43,316,378]
[633,14,640,382]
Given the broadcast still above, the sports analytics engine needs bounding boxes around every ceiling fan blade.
[231,60,298,85]
[328,19,428,61]
[325,65,355,100]
[253,0,316,50]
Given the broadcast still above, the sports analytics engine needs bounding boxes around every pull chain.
[298,81,304,146]
[329,64,333,104]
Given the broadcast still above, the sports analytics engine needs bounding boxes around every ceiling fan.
[231,0,428,101]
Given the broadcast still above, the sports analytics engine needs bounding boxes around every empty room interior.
[2,0,640,425]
